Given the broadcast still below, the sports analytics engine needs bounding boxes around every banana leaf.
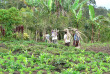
[73,10,76,17]
[94,22,100,29]
[59,0,62,6]
[80,0,89,5]
[72,0,79,10]
[25,0,40,6]
[93,15,104,21]
[76,6,82,22]
[89,5,95,21]
[75,0,89,10]
[48,0,53,11]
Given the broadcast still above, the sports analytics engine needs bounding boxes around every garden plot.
[0,40,110,74]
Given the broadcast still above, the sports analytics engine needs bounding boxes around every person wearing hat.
[64,29,71,46]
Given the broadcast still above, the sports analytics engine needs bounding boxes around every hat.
[64,28,68,31]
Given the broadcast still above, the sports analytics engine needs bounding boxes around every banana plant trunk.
[43,28,46,41]
[36,30,37,42]
[77,22,79,29]
[91,24,94,43]
[17,0,19,9]
[98,29,100,41]
[55,0,61,17]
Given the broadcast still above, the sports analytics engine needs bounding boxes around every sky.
[95,0,110,9]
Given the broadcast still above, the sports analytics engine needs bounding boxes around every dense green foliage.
[0,7,22,37]
[0,0,109,42]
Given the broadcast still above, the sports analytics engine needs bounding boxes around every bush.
[23,33,30,40]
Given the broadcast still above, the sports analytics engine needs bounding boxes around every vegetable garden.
[0,40,110,74]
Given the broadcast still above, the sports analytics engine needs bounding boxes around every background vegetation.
[0,0,110,42]
[0,0,110,74]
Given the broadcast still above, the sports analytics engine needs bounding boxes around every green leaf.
[48,0,53,11]
[59,0,62,6]
[89,5,95,21]
[76,6,83,22]
[94,22,100,29]
[72,0,79,10]
[79,0,89,6]
[93,15,103,21]
[73,10,76,16]
[75,0,89,10]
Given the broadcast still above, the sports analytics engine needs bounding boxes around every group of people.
[64,28,80,47]
[44,28,80,47]
[45,29,58,44]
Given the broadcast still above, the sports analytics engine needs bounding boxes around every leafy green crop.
[0,41,110,73]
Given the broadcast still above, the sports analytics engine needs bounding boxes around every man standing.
[64,31,71,46]
[74,29,80,47]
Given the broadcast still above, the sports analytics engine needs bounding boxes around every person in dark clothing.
[73,29,80,47]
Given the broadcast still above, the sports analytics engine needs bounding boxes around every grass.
[0,40,110,74]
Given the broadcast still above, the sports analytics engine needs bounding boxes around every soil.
[0,44,6,48]
[13,71,20,74]
[84,44,110,55]
[32,70,47,74]
[32,70,39,74]
[103,72,110,74]
[4,72,9,74]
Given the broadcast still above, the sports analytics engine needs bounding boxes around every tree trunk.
[17,0,19,9]
[77,22,78,29]
[55,0,62,17]
[36,30,37,42]
[91,24,94,43]
[56,0,59,17]
[98,29,100,41]
[43,29,46,41]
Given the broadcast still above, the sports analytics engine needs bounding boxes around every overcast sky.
[95,0,110,9]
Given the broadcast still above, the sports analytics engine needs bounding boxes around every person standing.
[64,31,71,46]
[45,32,50,43]
[51,30,55,43]
[51,30,58,44]
[74,29,80,47]
[54,30,58,44]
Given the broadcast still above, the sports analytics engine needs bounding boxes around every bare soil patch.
[85,44,110,55]
[0,43,6,48]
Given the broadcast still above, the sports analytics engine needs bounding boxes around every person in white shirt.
[64,31,71,46]
[51,30,58,44]
[45,32,50,43]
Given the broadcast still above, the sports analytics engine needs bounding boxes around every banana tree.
[71,0,89,29]
[89,5,95,43]
[89,5,109,42]
[94,16,109,41]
